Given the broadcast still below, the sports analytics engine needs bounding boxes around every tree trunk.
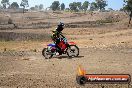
[129,12,132,25]
[23,6,25,13]
[3,4,6,9]
[129,16,131,24]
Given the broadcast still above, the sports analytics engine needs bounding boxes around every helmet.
[56,22,65,32]
[58,22,64,26]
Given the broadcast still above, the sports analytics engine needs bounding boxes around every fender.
[47,43,56,47]
[68,42,76,45]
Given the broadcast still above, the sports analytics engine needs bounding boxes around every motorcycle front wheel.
[67,45,79,58]
[42,48,53,59]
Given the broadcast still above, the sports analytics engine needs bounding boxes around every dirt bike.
[42,38,79,59]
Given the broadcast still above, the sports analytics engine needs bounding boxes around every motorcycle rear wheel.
[42,48,53,59]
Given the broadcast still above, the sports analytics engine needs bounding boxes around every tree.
[76,2,82,10]
[90,2,98,11]
[39,4,43,10]
[1,0,9,9]
[120,8,124,11]
[82,1,89,11]
[50,1,60,11]
[69,2,78,12]
[65,8,70,11]
[108,8,114,11]
[20,0,29,13]
[30,7,35,10]
[124,0,132,24]
[0,4,2,9]
[10,2,19,9]
[61,3,65,10]
[34,5,39,10]
[95,0,107,11]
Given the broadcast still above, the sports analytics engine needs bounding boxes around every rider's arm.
[60,32,65,38]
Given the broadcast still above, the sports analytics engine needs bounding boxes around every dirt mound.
[0,11,128,30]
[0,50,27,57]
[66,21,103,28]
[0,32,50,41]
[0,14,10,24]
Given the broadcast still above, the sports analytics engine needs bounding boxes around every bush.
[96,16,120,24]
[4,48,7,52]
[8,18,13,24]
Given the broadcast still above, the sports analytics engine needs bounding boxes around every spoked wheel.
[67,45,79,58]
[42,48,53,59]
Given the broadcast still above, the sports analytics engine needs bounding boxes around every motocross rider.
[51,22,65,55]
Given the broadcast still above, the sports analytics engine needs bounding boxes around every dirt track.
[0,47,132,88]
[0,28,132,88]
[0,11,132,88]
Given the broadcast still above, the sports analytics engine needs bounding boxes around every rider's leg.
[56,38,62,55]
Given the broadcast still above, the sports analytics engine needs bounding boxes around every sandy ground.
[0,28,132,88]
[0,48,132,88]
[0,11,132,88]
